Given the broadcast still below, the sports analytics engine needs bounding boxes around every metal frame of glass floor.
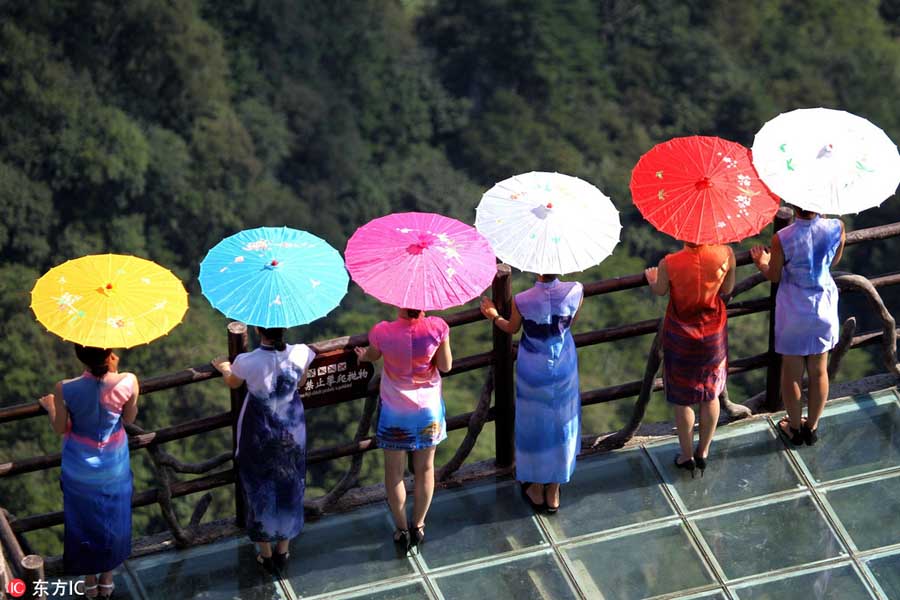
[96,388,900,599]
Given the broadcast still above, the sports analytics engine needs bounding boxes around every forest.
[1,0,900,556]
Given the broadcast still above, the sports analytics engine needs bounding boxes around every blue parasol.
[200,227,348,327]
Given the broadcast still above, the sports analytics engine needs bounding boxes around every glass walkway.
[88,389,900,599]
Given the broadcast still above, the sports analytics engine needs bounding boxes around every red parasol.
[630,136,780,244]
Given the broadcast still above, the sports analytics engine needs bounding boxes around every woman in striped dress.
[646,243,735,476]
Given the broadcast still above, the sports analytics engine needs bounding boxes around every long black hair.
[258,327,287,351]
[74,345,112,378]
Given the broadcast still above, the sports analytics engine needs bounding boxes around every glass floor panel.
[415,480,545,569]
[433,552,578,599]
[283,505,416,597]
[331,581,432,600]
[104,388,900,599]
[865,551,900,599]
[543,448,674,541]
[731,564,873,599]
[563,523,715,599]
[648,421,802,511]
[792,391,900,483]
[127,538,285,600]
[823,472,900,552]
[692,494,845,580]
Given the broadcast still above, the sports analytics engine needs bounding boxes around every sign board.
[301,348,377,409]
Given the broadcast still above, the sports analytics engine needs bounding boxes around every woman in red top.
[646,243,735,477]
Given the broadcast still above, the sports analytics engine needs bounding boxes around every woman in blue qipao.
[40,345,139,599]
[752,207,845,446]
[481,275,584,513]
[213,327,315,573]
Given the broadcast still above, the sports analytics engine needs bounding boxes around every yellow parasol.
[31,254,188,348]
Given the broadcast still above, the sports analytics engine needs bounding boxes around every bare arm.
[354,345,382,363]
[480,297,523,335]
[433,336,452,373]
[645,259,670,296]
[211,357,245,389]
[39,382,68,435]
[720,247,737,295]
[570,295,585,326]
[751,234,784,283]
[122,375,140,425]
[832,220,846,266]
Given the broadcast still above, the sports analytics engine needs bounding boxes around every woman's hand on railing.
[37,394,55,419]
[210,357,232,375]
[354,346,374,363]
[750,245,770,270]
[644,267,658,286]
[480,296,499,321]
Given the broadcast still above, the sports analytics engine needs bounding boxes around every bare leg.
[384,449,409,530]
[545,483,560,509]
[85,574,98,598]
[275,539,290,555]
[98,571,114,597]
[805,353,829,431]
[411,447,436,529]
[780,355,806,431]
[524,482,545,505]
[696,398,720,459]
[673,404,695,463]
[257,541,272,558]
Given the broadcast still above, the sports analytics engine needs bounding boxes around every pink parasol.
[345,212,497,310]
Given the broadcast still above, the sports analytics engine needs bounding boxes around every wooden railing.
[2,213,900,583]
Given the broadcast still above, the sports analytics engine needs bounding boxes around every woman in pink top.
[356,308,452,552]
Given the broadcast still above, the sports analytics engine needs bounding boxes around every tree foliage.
[0,0,897,555]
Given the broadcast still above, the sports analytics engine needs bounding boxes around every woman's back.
[516,280,582,359]
[665,245,730,329]
[232,344,313,403]
[370,316,448,403]
[62,372,133,481]
[778,216,843,292]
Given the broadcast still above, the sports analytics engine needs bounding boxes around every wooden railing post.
[764,207,794,412]
[492,264,515,468]
[21,555,45,599]
[227,322,249,528]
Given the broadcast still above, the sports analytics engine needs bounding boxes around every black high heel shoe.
[777,417,804,446]
[674,455,696,478]
[392,528,410,553]
[410,525,425,552]
[801,423,819,446]
[520,482,546,512]
[693,450,707,477]
[272,551,290,572]
[544,487,560,515]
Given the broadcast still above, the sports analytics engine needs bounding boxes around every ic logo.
[5,578,26,597]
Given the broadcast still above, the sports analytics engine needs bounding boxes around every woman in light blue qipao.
[481,275,583,513]
[752,207,845,446]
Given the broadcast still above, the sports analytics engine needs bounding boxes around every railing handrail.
[2,218,900,552]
